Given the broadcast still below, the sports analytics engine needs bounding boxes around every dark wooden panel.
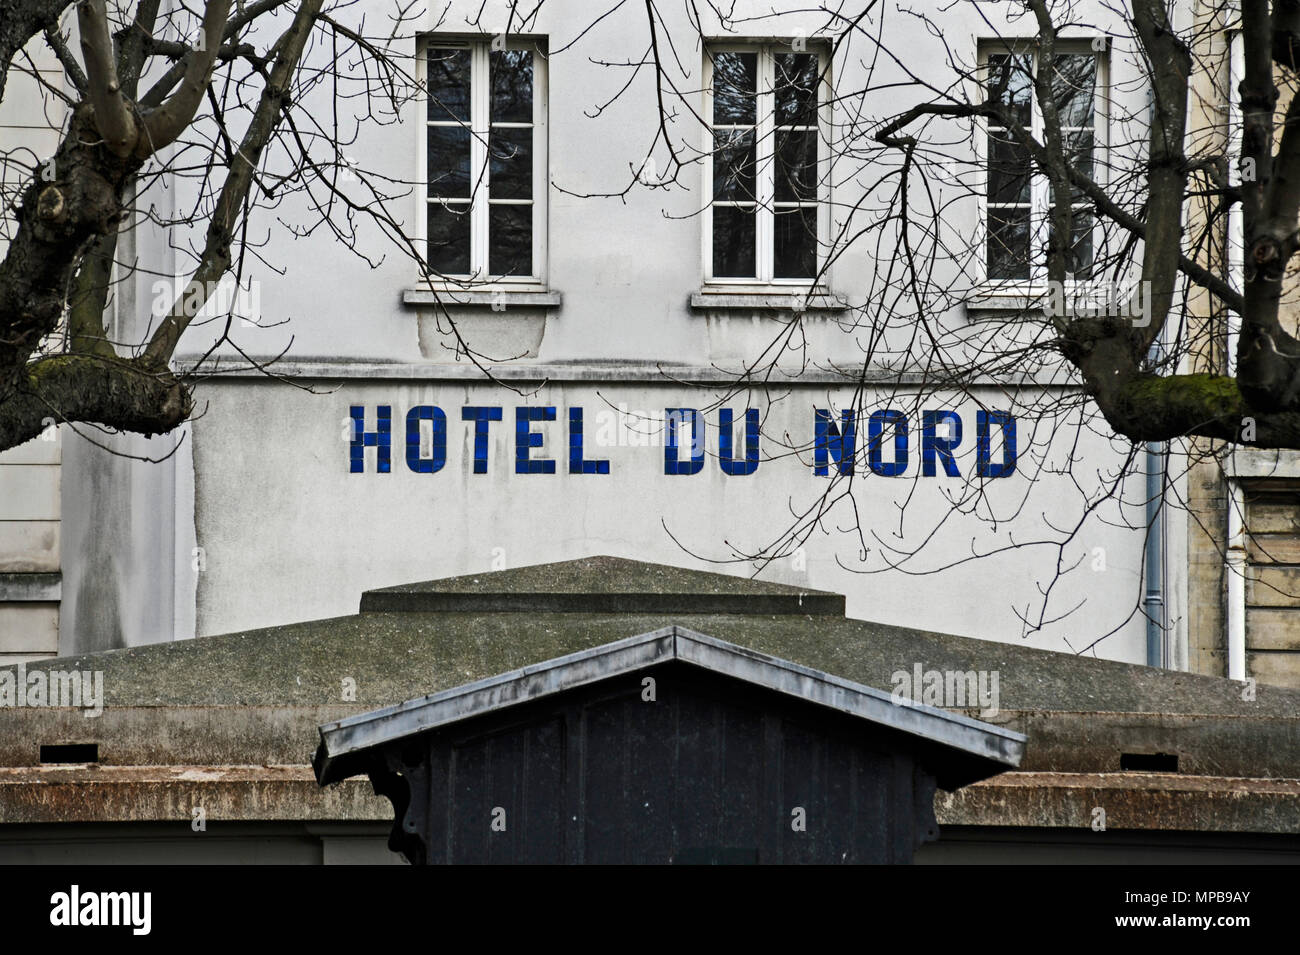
[583,692,631,863]
[623,681,674,863]
[403,661,934,864]
[518,719,565,863]
[852,749,892,863]
[671,685,723,856]
[824,735,856,861]
[718,699,764,854]
[441,717,567,863]
[421,744,450,863]
[448,732,487,864]
[780,718,824,864]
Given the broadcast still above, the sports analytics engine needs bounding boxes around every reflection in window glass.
[489,204,532,277]
[986,54,1032,127]
[427,48,470,122]
[775,53,818,126]
[426,43,538,278]
[775,129,817,203]
[489,128,532,200]
[987,134,1030,205]
[1052,55,1096,128]
[427,203,471,275]
[775,207,817,278]
[710,47,821,281]
[427,125,471,197]
[713,130,756,202]
[491,50,533,122]
[987,207,1031,281]
[984,47,1101,281]
[713,52,757,125]
[713,206,756,277]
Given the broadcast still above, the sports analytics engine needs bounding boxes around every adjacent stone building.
[1183,1,1300,688]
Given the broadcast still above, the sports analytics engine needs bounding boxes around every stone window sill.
[689,288,850,313]
[963,285,1052,317]
[964,282,1143,321]
[402,288,562,309]
[964,301,1050,323]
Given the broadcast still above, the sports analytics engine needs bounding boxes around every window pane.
[775,52,819,126]
[713,206,756,277]
[428,125,471,198]
[1046,129,1094,203]
[427,48,470,122]
[987,132,1030,204]
[986,53,1032,128]
[987,207,1031,279]
[489,203,532,276]
[775,129,818,202]
[1066,128,1093,200]
[713,129,755,201]
[712,52,757,125]
[428,202,471,274]
[1069,210,1093,278]
[774,206,818,278]
[491,49,533,123]
[489,128,533,199]
[1053,54,1096,128]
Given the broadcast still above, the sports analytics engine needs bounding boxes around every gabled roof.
[314,625,1026,787]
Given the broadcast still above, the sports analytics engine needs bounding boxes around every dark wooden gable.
[354,660,968,864]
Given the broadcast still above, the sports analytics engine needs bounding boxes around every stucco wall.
[40,0,1164,664]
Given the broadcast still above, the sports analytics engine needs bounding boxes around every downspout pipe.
[1227,480,1247,680]
[1225,29,1247,682]
[1141,68,1166,669]
[1145,441,1166,668]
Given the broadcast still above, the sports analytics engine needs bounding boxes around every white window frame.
[976,40,1109,291]
[416,36,548,288]
[702,42,832,288]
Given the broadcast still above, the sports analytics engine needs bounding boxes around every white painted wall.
[35,0,1174,664]
[185,376,1152,662]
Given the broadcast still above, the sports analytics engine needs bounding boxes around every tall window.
[982,44,1104,282]
[705,46,826,282]
[423,39,545,280]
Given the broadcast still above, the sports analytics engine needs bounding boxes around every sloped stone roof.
[0,556,1297,830]
[313,626,1026,787]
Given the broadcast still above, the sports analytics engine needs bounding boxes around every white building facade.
[15,0,1198,669]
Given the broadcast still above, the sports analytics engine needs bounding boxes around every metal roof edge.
[315,625,1026,784]
[671,628,1026,766]
[316,628,678,780]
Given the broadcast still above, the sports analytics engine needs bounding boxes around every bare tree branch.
[144,0,321,365]
[43,25,86,92]
[136,0,231,154]
[76,0,137,156]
